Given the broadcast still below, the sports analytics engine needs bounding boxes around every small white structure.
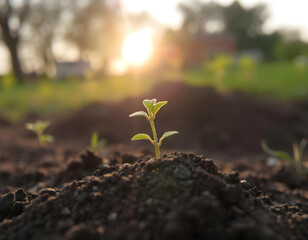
[55,60,91,79]
[234,50,264,63]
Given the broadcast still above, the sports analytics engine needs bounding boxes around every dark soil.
[49,82,308,154]
[0,115,10,127]
[1,82,308,239]
[1,152,307,240]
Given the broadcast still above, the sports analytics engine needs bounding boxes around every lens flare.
[122,29,152,66]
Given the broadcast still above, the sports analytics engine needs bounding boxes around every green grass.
[179,62,308,100]
[0,62,307,121]
[0,75,153,121]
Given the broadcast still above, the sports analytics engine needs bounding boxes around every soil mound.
[50,82,308,153]
[0,115,10,127]
[0,153,304,240]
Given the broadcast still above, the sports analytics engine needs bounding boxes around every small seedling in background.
[129,99,179,159]
[25,120,54,146]
[90,132,106,154]
[205,53,233,78]
[261,139,308,178]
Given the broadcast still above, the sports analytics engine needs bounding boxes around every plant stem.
[38,133,46,147]
[149,118,160,159]
[293,143,302,177]
[38,133,42,146]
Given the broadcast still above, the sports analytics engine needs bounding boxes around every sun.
[122,29,152,66]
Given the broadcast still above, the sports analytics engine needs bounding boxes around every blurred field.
[0,75,153,121]
[181,62,308,100]
[1,62,308,121]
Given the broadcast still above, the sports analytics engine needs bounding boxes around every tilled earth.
[1,83,308,239]
[1,152,307,240]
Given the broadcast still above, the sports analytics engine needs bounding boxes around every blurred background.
[0,0,308,186]
[1,1,308,233]
[0,0,308,121]
[0,0,308,154]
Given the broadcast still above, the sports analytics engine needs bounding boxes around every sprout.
[90,132,106,154]
[25,120,54,146]
[129,99,179,159]
[261,139,308,178]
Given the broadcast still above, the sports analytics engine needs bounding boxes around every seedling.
[261,139,308,178]
[25,120,54,146]
[129,99,179,159]
[90,132,106,154]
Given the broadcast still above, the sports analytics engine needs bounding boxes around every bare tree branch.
[19,0,30,24]
[0,0,30,82]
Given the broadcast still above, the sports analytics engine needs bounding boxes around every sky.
[122,0,308,41]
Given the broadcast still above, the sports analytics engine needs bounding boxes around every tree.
[64,0,122,70]
[275,39,308,61]
[0,0,30,82]
[25,0,62,75]
[177,0,281,61]
[245,32,281,61]
[222,1,268,49]
[179,1,222,35]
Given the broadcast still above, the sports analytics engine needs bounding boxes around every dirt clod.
[81,151,102,170]
[15,189,27,202]
[173,164,192,180]
[0,193,14,221]
[39,188,57,196]
[240,180,252,190]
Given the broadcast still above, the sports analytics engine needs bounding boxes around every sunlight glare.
[122,29,153,66]
[110,58,128,75]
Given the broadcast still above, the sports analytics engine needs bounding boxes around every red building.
[184,33,237,67]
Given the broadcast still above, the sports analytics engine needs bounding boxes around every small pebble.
[0,192,14,221]
[108,212,117,221]
[0,193,14,210]
[61,207,71,216]
[39,188,57,196]
[15,189,27,202]
[240,180,252,190]
[261,196,272,205]
[173,165,191,180]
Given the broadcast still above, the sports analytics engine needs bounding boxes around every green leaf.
[90,132,106,153]
[129,111,149,118]
[159,131,179,145]
[261,141,292,163]
[91,132,99,148]
[41,134,54,143]
[25,120,50,133]
[25,123,34,131]
[143,99,156,111]
[152,101,167,115]
[131,133,153,142]
[35,120,50,132]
